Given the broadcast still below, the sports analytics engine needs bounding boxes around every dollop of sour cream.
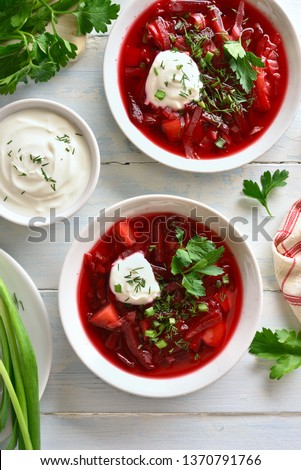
[145,50,203,110]
[0,108,91,217]
[109,252,161,305]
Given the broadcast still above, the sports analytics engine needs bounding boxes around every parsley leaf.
[249,328,301,379]
[0,0,120,95]
[182,272,206,297]
[224,40,246,60]
[186,237,224,265]
[72,0,120,34]
[224,39,264,93]
[175,226,185,245]
[171,228,224,297]
[242,170,289,216]
[171,248,192,275]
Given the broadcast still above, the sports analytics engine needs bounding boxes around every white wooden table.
[0,0,301,451]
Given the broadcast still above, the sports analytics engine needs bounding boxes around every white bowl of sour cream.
[0,99,100,225]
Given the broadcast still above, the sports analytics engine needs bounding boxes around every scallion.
[155,90,166,101]
[0,279,40,449]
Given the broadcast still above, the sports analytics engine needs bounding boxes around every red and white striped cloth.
[273,199,301,322]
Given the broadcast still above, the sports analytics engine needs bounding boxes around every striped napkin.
[272,199,301,322]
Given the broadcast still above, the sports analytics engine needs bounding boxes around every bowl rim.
[0,98,100,226]
[103,0,301,173]
[58,194,263,397]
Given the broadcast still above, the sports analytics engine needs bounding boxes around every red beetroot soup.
[118,0,288,160]
[77,213,243,378]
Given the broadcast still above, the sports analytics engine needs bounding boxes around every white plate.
[0,249,52,445]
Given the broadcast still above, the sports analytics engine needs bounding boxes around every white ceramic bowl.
[103,0,301,173]
[58,194,262,397]
[0,99,100,226]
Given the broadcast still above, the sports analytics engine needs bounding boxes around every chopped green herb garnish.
[179,90,189,99]
[155,339,168,349]
[184,28,257,120]
[171,227,224,297]
[222,274,229,285]
[204,51,214,63]
[144,307,155,317]
[215,137,226,149]
[41,168,57,191]
[155,89,166,101]
[224,39,264,93]
[114,284,122,293]
[198,302,209,312]
[56,134,70,144]
[175,20,183,30]
[30,154,43,164]
[145,329,156,339]
[124,267,146,293]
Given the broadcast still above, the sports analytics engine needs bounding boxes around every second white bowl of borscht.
[59,195,262,397]
[103,0,301,172]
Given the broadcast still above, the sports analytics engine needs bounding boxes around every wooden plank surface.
[41,290,300,415]
[40,413,301,450]
[0,0,301,451]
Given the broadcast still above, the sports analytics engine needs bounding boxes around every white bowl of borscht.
[103,0,301,172]
[59,195,262,397]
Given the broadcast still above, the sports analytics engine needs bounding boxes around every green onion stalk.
[0,279,40,450]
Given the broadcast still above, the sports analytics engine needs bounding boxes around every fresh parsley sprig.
[184,29,260,117]
[249,328,301,379]
[171,227,224,297]
[224,39,264,93]
[242,169,289,217]
[0,0,120,95]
